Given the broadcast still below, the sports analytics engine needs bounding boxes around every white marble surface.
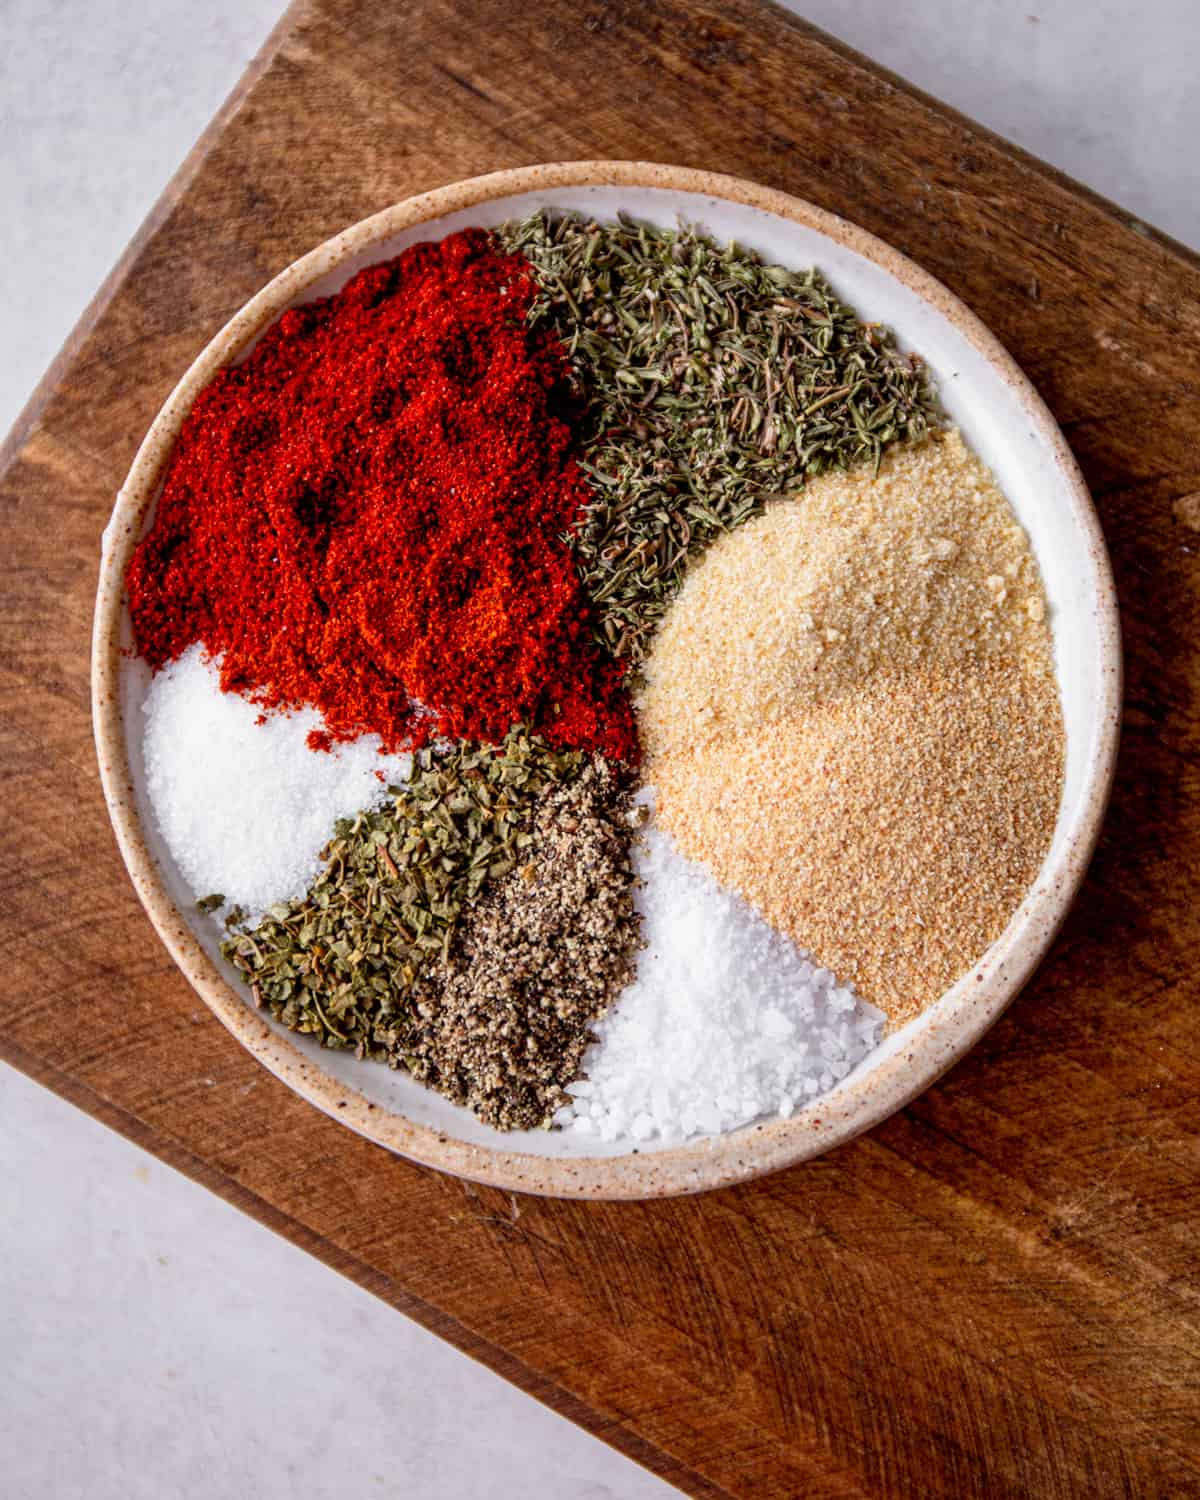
[1,1069,674,1500]
[1,1,1193,1496]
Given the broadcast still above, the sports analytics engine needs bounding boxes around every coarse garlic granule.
[639,431,1064,1023]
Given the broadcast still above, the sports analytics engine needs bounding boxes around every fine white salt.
[141,644,411,921]
[556,817,885,1145]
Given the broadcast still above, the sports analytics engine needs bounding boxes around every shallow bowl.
[92,162,1121,1198]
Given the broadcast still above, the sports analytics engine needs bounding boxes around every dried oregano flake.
[221,725,638,1129]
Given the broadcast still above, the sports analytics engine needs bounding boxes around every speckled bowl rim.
[92,161,1121,1200]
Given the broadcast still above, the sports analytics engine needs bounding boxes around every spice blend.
[127,212,1065,1140]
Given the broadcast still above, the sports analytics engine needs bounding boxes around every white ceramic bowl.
[92,162,1121,1198]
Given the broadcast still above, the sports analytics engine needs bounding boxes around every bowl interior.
[97,167,1119,1194]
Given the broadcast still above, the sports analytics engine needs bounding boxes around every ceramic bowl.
[92,162,1121,1198]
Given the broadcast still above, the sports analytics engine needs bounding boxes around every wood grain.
[2,1,1198,1494]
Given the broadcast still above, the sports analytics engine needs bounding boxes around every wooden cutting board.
[3,2,1198,1495]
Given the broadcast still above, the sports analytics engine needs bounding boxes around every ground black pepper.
[397,757,640,1129]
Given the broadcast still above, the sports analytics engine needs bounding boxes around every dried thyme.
[500,211,940,666]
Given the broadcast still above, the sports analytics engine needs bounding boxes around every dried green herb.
[220,726,637,1128]
[222,725,584,1047]
[500,210,940,666]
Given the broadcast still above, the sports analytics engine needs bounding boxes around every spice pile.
[501,211,936,666]
[639,433,1064,1021]
[127,228,633,761]
[557,813,884,1143]
[128,210,1063,1142]
[430,759,639,1129]
[222,727,639,1130]
[142,644,411,920]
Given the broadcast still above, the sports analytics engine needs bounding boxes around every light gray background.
[1,2,1193,1497]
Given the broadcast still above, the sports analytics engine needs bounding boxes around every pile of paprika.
[127,228,636,762]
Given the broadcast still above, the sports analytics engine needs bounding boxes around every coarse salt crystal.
[554,820,884,1146]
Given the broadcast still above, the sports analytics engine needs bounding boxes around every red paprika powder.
[126,229,636,762]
